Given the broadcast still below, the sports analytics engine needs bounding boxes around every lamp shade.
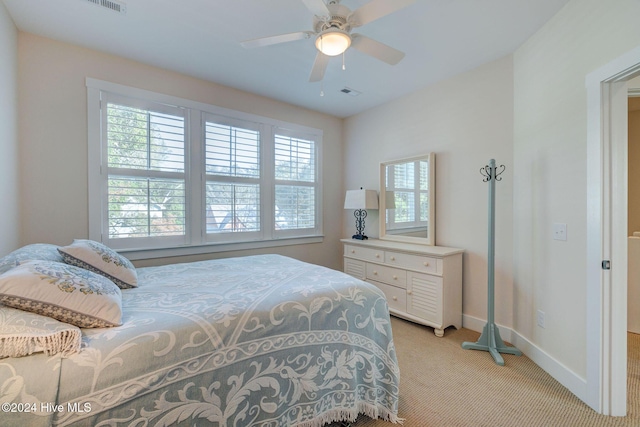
[385,191,396,209]
[315,30,351,56]
[344,189,378,210]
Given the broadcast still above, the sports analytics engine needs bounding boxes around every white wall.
[344,56,515,328]
[629,98,640,235]
[17,33,345,270]
[0,2,19,255]
[513,0,640,379]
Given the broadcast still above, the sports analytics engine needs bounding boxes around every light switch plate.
[537,310,546,328]
[553,223,567,241]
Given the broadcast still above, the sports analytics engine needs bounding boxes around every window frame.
[100,92,190,250]
[87,78,323,260]
[202,113,264,244]
[385,160,429,232]
[272,127,321,239]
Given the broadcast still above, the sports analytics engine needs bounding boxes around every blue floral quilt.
[1,254,400,426]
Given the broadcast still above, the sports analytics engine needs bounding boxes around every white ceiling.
[3,0,570,118]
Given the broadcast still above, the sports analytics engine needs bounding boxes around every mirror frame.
[379,153,435,246]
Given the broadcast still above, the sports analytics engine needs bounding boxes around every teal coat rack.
[462,159,521,366]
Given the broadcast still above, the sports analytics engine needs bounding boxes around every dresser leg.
[434,328,444,337]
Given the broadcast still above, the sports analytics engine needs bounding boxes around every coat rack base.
[462,322,522,366]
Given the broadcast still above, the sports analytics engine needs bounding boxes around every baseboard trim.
[462,314,587,403]
[462,313,515,342]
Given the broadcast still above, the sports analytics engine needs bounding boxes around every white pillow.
[58,239,137,289]
[0,260,122,328]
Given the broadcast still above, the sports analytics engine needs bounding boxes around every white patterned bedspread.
[1,254,400,426]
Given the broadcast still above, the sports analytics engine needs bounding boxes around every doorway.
[586,46,640,416]
[628,89,640,417]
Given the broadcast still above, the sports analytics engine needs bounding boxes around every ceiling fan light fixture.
[315,29,351,56]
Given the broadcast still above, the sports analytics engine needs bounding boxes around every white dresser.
[342,238,463,337]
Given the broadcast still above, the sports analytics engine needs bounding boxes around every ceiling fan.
[240,0,415,82]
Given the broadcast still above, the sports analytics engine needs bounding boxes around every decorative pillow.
[0,243,65,275]
[0,305,81,358]
[58,239,137,289]
[0,260,122,328]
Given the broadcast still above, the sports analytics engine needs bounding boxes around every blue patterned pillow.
[0,260,122,328]
[0,244,64,275]
[58,240,137,289]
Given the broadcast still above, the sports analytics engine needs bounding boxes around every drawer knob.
[351,250,355,253]
[407,291,413,295]
[393,275,398,280]
[424,262,430,267]
[391,256,396,261]
[376,253,380,258]
[393,296,397,301]
[373,271,378,275]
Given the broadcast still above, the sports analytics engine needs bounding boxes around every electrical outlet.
[537,310,546,328]
[553,223,567,241]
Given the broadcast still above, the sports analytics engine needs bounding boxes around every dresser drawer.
[342,239,463,337]
[366,264,407,288]
[344,245,384,263]
[371,281,406,312]
[385,251,440,275]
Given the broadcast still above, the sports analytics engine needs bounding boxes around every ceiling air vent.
[84,0,127,14]
[340,87,362,97]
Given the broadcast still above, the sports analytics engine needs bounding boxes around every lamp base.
[352,210,369,240]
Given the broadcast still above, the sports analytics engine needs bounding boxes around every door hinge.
[602,260,611,270]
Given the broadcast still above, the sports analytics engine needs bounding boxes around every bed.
[0,244,401,427]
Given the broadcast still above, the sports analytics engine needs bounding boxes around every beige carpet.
[340,317,640,427]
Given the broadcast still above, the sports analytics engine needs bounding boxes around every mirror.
[379,153,435,245]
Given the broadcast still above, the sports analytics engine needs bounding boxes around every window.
[204,116,261,241]
[274,131,317,234]
[87,79,322,258]
[385,159,429,231]
[103,95,187,249]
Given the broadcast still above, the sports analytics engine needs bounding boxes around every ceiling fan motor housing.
[313,3,352,33]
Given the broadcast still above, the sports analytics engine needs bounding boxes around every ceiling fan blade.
[349,0,415,27]
[309,51,331,82]
[301,0,330,18]
[241,31,313,49]
[351,34,405,65]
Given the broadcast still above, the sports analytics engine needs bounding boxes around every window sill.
[119,236,324,261]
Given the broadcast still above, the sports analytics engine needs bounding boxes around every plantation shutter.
[386,160,428,230]
[204,116,261,240]
[88,80,323,255]
[104,94,187,247]
[419,160,430,223]
[274,132,317,233]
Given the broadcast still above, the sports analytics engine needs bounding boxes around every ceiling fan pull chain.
[342,51,346,70]
[320,80,325,97]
